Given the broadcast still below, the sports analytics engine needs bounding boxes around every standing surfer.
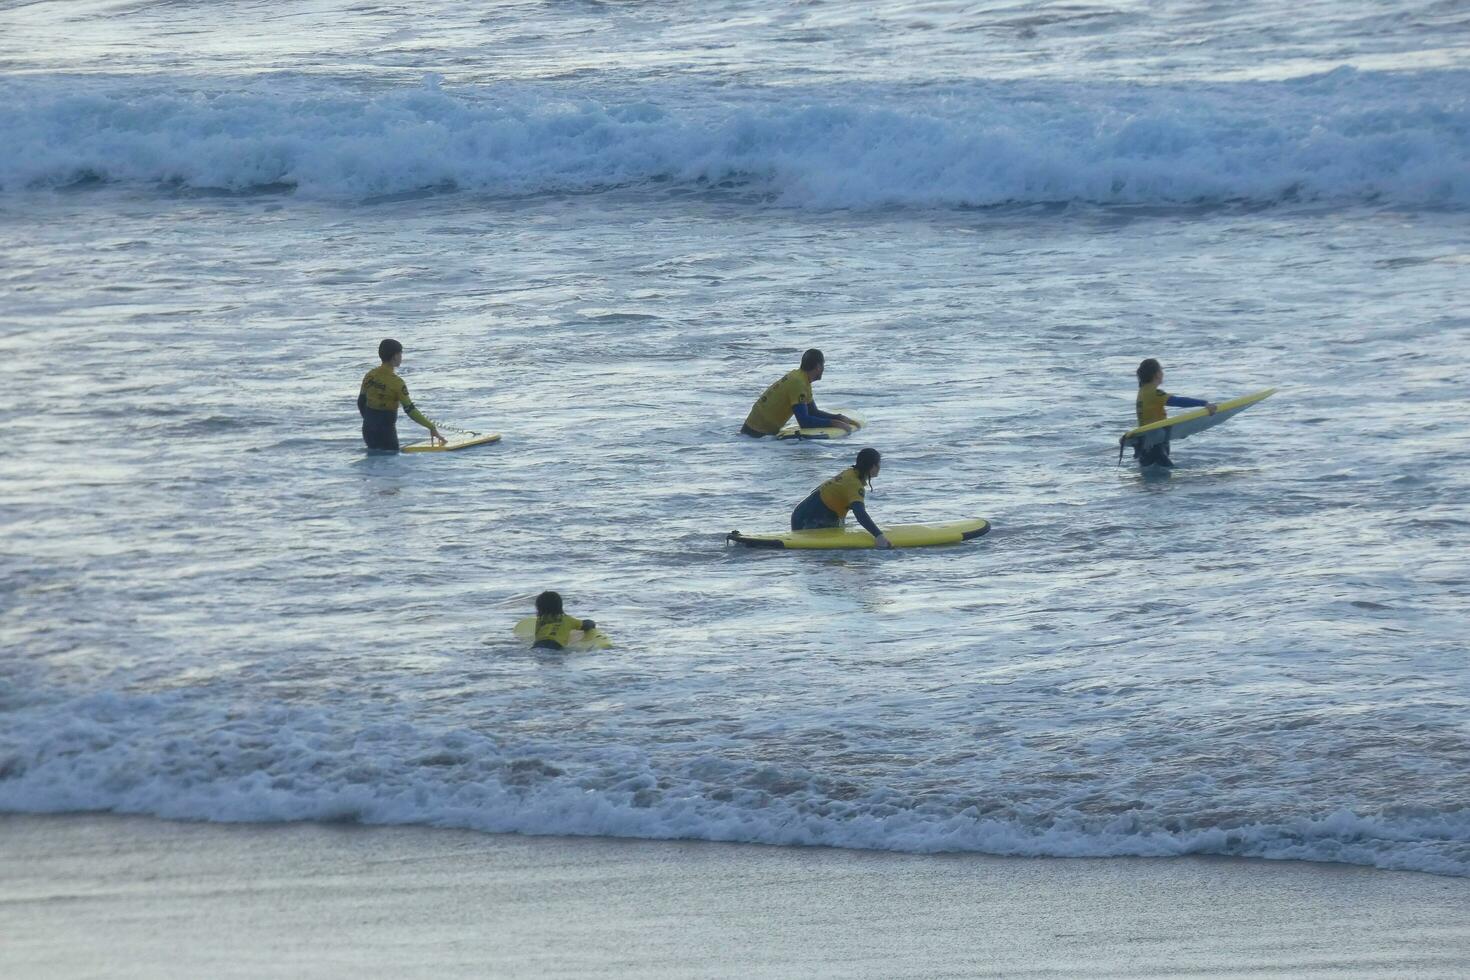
[741,349,859,437]
[358,339,445,451]
[1133,358,1217,467]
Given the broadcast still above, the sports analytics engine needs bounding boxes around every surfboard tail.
[727,530,786,549]
[959,522,991,541]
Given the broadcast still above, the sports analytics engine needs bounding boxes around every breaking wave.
[1,68,1467,208]
[3,690,1467,877]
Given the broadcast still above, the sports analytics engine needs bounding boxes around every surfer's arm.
[851,503,892,549]
[793,402,838,427]
[1165,394,1218,415]
[812,400,858,426]
[794,402,854,430]
[400,398,445,443]
[850,502,882,538]
[357,390,368,417]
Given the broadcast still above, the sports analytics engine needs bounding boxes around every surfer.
[740,349,859,437]
[791,448,892,548]
[358,339,445,451]
[531,591,596,650]
[1133,358,1217,467]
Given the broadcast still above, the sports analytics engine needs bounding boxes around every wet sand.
[2,814,1468,978]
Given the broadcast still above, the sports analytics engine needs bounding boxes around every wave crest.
[2,692,1468,877]
[2,70,1468,208]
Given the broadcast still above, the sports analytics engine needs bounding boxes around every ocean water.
[2,1,1468,877]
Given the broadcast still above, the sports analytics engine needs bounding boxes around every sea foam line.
[2,691,1467,877]
[1,69,1467,208]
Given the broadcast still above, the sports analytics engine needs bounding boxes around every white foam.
[1,69,1466,208]
[2,692,1466,877]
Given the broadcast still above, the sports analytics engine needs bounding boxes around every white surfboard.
[1120,388,1275,453]
[775,413,864,441]
[402,432,502,453]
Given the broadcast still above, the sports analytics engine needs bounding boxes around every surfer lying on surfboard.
[358,338,446,451]
[792,448,892,549]
[1133,358,1217,467]
[531,591,597,651]
[741,348,859,438]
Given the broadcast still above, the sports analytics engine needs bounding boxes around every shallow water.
[2,1,1469,875]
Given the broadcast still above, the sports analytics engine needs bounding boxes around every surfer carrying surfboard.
[740,349,859,437]
[358,339,446,451]
[531,591,597,651]
[1133,359,1216,467]
[791,448,892,549]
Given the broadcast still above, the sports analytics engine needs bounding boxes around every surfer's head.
[535,591,564,618]
[1136,358,1162,386]
[801,348,825,380]
[855,447,881,482]
[378,338,404,365]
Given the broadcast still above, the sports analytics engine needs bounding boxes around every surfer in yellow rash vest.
[1134,358,1217,467]
[358,338,445,451]
[791,447,892,549]
[531,591,596,651]
[740,348,859,437]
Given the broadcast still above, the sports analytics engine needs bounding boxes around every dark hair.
[535,591,563,617]
[379,338,404,362]
[800,348,825,372]
[1136,358,1161,386]
[855,447,881,481]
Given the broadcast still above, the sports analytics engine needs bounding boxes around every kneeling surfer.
[741,348,858,437]
[532,591,596,650]
[358,338,445,451]
[1133,358,1217,468]
[792,448,892,549]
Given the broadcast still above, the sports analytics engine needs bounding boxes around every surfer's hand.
[836,419,856,432]
[1205,403,1218,415]
[874,534,893,550]
[429,427,447,445]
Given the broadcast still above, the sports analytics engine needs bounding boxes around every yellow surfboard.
[775,413,863,441]
[727,518,989,550]
[402,432,502,453]
[512,617,612,650]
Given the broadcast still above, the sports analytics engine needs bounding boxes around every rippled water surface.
[2,0,1468,875]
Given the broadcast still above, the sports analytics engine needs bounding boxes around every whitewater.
[2,0,1468,878]
[3,68,1468,207]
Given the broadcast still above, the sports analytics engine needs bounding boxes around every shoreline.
[3,813,1468,978]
